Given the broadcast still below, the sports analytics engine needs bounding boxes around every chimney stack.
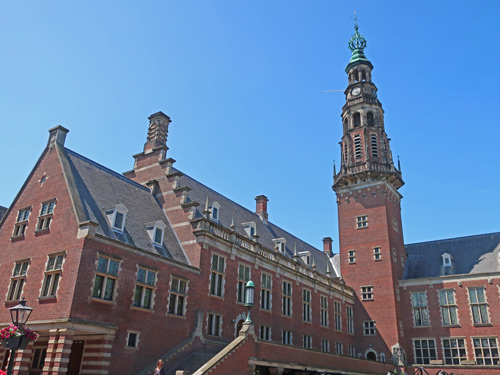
[47,125,69,149]
[255,195,268,224]
[144,111,171,154]
[322,237,333,257]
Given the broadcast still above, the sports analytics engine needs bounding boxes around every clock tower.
[334,20,407,364]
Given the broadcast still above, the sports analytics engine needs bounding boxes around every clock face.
[351,87,361,96]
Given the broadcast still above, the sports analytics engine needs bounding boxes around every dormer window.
[242,221,256,238]
[273,238,286,254]
[109,204,128,232]
[442,253,452,268]
[146,221,166,247]
[299,251,311,266]
[209,202,220,222]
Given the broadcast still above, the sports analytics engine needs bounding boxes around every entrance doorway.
[366,351,377,361]
[66,340,85,375]
[236,319,245,336]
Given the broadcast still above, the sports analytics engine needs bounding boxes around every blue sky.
[1,1,499,250]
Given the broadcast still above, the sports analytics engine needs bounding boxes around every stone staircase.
[166,340,228,375]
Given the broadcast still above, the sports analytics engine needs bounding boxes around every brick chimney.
[322,237,333,257]
[47,125,69,149]
[255,195,268,224]
[144,111,171,154]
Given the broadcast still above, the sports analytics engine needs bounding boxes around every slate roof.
[62,148,188,264]
[177,170,337,277]
[0,206,7,221]
[403,232,500,279]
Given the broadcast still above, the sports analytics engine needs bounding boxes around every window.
[153,227,163,245]
[442,253,452,267]
[400,254,405,267]
[439,289,458,326]
[273,238,286,254]
[334,300,342,331]
[354,134,362,158]
[442,338,467,365]
[259,325,271,341]
[367,111,374,126]
[370,134,378,157]
[126,332,139,348]
[260,273,272,311]
[413,339,437,364]
[92,255,119,301]
[303,335,312,349]
[37,200,55,231]
[363,321,376,336]
[356,215,368,229]
[380,353,386,362]
[147,220,166,246]
[321,339,330,352]
[361,286,373,301]
[411,292,430,327]
[109,204,128,232]
[242,222,256,238]
[207,313,221,336]
[348,250,356,264]
[168,277,187,316]
[282,281,292,317]
[335,342,343,355]
[320,296,328,327]
[392,248,397,262]
[7,260,29,301]
[41,253,64,297]
[209,202,220,222]
[303,289,312,322]
[209,254,225,297]
[392,217,398,232]
[343,142,348,164]
[353,113,361,127]
[373,247,381,261]
[473,337,499,365]
[347,306,354,334]
[469,287,489,324]
[31,348,47,371]
[237,264,250,304]
[134,267,156,309]
[348,345,356,357]
[282,330,292,345]
[13,207,31,237]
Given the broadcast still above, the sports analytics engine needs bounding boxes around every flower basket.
[1,336,29,349]
[0,324,38,349]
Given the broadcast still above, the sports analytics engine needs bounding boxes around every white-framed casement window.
[207,312,222,336]
[168,276,187,316]
[321,339,330,352]
[347,305,354,334]
[303,289,312,322]
[260,273,272,311]
[13,207,31,237]
[411,291,430,327]
[7,260,29,301]
[209,201,220,222]
[413,338,437,364]
[37,200,56,231]
[282,330,292,345]
[373,247,381,261]
[468,287,490,325]
[146,220,166,247]
[363,321,376,336]
[109,203,128,232]
[335,342,343,355]
[442,337,467,365]
[133,266,156,309]
[92,255,120,301]
[282,280,292,317]
[441,253,452,267]
[242,221,256,238]
[237,264,250,304]
[356,215,368,229]
[472,337,499,365]
[320,296,328,327]
[259,325,271,341]
[361,285,373,301]
[348,345,356,357]
[334,300,342,331]
[126,331,140,349]
[439,289,458,326]
[273,238,286,254]
[209,254,225,297]
[40,253,64,297]
[303,335,312,349]
[348,250,356,264]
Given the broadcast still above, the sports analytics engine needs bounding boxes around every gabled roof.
[0,206,7,221]
[60,147,188,264]
[177,170,337,277]
[403,232,500,279]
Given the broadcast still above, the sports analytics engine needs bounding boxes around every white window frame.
[259,325,271,341]
[303,289,312,322]
[439,289,459,326]
[441,253,452,267]
[321,339,330,352]
[411,291,430,327]
[282,329,292,345]
[320,296,328,327]
[237,264,250,304]
[334,300,342,331]
[92,254,120,301]
[133,266,157,310]
[13,207,31,237]
[303,335,312,349]
[361,285,373,301]
[209,253,225,298]
[472,337,499,365]
[335,342,343,355]
[242,221,256,238]
[7,260,30,301]
[348,250,356,264]
[207,312,222,336]
[126,331,140,349]
[356,215,368,229]
[273,237,286,254]
[373,247,381,261]
[413,338,437,365]
[146,220,166,247]
[40,253,65,298]
[260,272,272,311]
[442,337,467,365]
[168,276,188,316]
[347,305,354,334]
[363,321,376,336]
[109,203,128,232]
[209,201,220,222]
[468,287,490,325]
[37,199,56,231]
[282,280,292,317]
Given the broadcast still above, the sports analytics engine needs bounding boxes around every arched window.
[361,70,367,81]
[353,70,359,82]
[353,113,361,127]
[367,112,374,126]
[367,352,377,361]
[343,117,348,132]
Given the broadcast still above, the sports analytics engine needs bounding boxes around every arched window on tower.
[361,70,366,81]
[367,112,374,127]
[353,113,361,127]
[354,134,362,159]
[343,117,348,133]
[353,70,359,82]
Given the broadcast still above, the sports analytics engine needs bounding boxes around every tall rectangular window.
[413,339,437,364]
[209,254,225,297]
[335,342,343,355]
[469,287,489,324]
[321,339,330,352]
[133,267,156,309]
[168,277,187,316]
[363,321,376,336]
[303,335,312,349]
[472,337,499,365]
[439,289,458,326]
[41,254,64,297]
[411,292,430,327]
[370,134,378,157]
[320,296,328,327]
[207,313,221,336]
[356,215,368,229]
[442,338,467,365]
[348,250,356,264]
[303,289,312,322]
[282,281,292,316]
[259,325,271,341]
[261,273,272,311]
[237,264,250,304]
[7,260,29,301]
[354,134,362,159]
[31,348,47,372]
[92,255,119,301]
[348,345,356,357]
[37,200,55,231]
[13,207,31,237]
[361,286,373,301]
[282,330,292,345]
[334,300,342,331]
[373,247,381,261]
[347,306,354,334]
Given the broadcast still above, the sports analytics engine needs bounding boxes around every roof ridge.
[405,231,500,247]
[65,148,150,192]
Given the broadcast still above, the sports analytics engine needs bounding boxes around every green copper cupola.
[345,17,373,73]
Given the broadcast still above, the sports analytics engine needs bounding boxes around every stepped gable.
[63,147,187,263]
[404,232,500,279]
[177,169,337,277]
[0,206,7,221]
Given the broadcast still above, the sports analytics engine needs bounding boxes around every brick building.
[0,23,498,375]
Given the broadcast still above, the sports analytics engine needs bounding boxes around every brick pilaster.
[43,328,74,375]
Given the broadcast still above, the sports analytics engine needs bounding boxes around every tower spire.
[346,13,372,73]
